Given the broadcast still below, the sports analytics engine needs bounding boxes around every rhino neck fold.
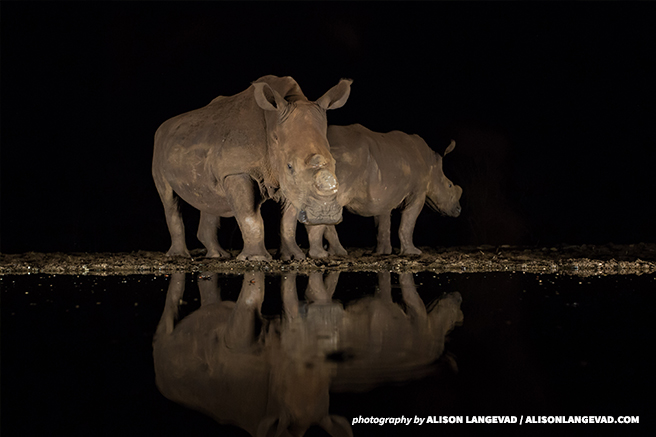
[259,154,281,201]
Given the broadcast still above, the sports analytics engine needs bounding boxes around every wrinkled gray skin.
[281,124,462,260]
[153,76,351,261]
[153,272,462,435]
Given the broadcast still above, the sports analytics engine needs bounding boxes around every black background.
[2,2,655,254]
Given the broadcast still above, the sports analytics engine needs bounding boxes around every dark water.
[2,271,654,436]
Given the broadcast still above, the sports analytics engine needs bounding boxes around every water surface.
[2,271,653,436]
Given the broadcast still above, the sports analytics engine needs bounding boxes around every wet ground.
[1,243,655,276]
[2,245,654,436]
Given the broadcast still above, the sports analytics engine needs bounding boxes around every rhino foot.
[166,247,191,258]
[309,247,331,259]
[236,251,273,262]
[280,248,306,261]
[374,246,393,256]
[205,249,231,259]
[400,246,422,256]
[328,246,348,257]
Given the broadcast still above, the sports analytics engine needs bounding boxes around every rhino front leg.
[197,212,231,258]
[280,204,305,261]
[280,273,300,321]
[225,272,265,349]
[197,272,221,305]
[154,273,186,341]
[398,272,428,323]
[398,197,423,255]
[307,224,330,259]
[324,225,348,256]
[223,174,272,261]
[374,213,393,255]
[153,173,190,257]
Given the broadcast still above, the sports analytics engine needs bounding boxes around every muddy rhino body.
[281,124,462,259]
[153,75,351,261]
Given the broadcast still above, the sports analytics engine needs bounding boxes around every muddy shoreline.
[1,243,655,276]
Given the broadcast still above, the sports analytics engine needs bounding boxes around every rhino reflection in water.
[282,124,463,259]
[153,75,352,261]
[153,272,462,436]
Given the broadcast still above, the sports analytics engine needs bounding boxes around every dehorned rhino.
[152,75,352,261]
[281,124,462,259]
[153,271,461,436]
[153,273,353,437]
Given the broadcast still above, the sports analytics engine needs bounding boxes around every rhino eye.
[448,183,452,188]
[287,163,294,172]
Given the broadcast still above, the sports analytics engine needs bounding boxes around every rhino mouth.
[449,205,462,217]
[427,198,462,218]
[297,202,343,225]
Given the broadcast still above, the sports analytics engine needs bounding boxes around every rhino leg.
[224,174,272,261]
[398,273,428,323]
[398,197,423,255]
[153,172,190,257]
[324,225,348,256]
[224,272,265,349]
[197,272,221,305]
[154,273,186,342]
[197,212,230,259]
[281,273,300,321]
[374,214,393,255]
[307,225,330,259]
[305,271,340,302]
[280,204,305,261]
[377,271,393,301]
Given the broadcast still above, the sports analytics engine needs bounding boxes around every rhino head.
[253,78,352,225]
[426,140,463,217]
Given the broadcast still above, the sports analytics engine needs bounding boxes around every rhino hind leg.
[374,214,393,255]
[153,172,190,257]
[197,212,231,258]
[223,174,272,261]
[398,198,423,256]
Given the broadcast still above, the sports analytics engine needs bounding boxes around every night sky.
[2,2,655,254]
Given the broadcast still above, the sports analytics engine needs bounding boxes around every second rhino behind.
[281,124,462,259]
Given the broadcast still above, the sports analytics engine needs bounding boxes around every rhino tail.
[444,139,456,156]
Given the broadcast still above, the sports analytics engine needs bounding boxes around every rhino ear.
[316,78,353,110]
[444,139,456,156]
[254,82,289,112]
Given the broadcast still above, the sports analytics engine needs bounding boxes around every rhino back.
[153,87,269,214]
[329,124,434,215]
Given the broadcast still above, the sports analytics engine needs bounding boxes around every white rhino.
[281,124,462,260]
[153,75,352,261]
[153,271,462,435]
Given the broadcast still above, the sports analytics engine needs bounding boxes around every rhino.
[152,75,352,261]
[153,271,462,435]
[280,124,462,260]
[153,272,352,437]
[331,271,463,392]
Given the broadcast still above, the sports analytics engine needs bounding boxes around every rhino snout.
[314,169,338,195]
